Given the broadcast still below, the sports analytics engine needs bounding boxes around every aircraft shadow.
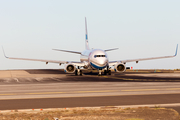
[21,69,180,83]
[25,69,65,74]
[62,75,180,82]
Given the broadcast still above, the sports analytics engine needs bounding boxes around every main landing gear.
[104,66,111,75]
[98,66,111,76]
[104,69,111,75]
[75,66,82,76]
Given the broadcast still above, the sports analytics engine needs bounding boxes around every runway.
[0,94,180,110]
[0,69,180,111]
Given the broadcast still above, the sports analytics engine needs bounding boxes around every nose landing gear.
[98,67,111,76]
[98,69,102,76]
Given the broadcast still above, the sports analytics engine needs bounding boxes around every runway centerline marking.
[0,88,179,96]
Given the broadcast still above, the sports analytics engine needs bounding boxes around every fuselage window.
[94,55,106,58]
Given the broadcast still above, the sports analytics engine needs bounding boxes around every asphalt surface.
[0,94,180,110]
[0,69,180,113]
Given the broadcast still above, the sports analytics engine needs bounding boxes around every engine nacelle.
[64,63,76,73]
[114,63,126,72]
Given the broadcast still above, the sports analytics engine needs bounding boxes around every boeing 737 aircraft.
[3,18,178,76]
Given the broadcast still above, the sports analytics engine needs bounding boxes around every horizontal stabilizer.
[104,48,119,52]
[52,49,81,54]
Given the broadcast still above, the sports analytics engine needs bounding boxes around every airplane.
[2,18,178,76]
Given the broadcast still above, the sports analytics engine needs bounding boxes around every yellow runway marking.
[25,92,66,95]
[0,90,118,96]
[102,76,180,81]
[0,94,16,96]
[121,88,180,92]
[102,76,143,81]
[75,90,117,93]
[25,90,118,95]
[166,88,180,90]
[121,89,159,92]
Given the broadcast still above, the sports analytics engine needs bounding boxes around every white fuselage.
[80,49,109,70]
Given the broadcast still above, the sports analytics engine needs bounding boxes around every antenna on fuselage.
[85,17,90,50]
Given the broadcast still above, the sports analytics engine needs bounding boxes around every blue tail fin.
[85,17,90,50]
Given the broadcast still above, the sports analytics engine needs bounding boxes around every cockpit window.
[94,55,106,58]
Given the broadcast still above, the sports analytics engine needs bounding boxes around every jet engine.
[64,63,76,73]
[114,63,126,72]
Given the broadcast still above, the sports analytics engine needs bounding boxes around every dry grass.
[0,107,179,120]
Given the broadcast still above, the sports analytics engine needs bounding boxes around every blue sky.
[0,0,179,70]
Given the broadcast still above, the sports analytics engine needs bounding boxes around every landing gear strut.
[104,66,111,75]
[75,66,82,76]
[98,69,102,76]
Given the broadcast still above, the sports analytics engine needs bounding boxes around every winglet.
[174,44,178,56]
[2,46,8,58]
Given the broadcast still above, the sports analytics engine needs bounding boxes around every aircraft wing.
[2,48,85,66]
[109,44,178,66]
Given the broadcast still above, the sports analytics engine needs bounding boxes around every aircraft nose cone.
[99,59,108,66]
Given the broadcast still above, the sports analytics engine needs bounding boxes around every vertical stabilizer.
[85,17,90,50]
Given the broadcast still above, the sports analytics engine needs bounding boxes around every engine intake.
[64,63,76,73]
[114,63,126,72]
